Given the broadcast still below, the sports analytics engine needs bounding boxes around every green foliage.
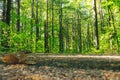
[0,0,120,55]
[9,32,29,51]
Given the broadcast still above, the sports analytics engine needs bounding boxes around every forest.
[0,0,120,80]
[0,0,120,54]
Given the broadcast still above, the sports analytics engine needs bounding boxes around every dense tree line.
[0,0,119,54]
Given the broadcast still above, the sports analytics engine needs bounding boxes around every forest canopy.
[0,0,120,54]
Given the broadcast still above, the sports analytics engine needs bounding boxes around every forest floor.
[0,54,120,80]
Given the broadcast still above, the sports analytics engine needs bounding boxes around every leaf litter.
[0,55,120,80]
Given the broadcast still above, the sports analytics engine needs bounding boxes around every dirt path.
[35,54,120,61]
[1,54,120,60]
[0,54,120,80]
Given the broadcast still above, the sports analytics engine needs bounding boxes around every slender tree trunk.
[2,0,12,48]
[107,0,111,27]
[99,0,104,33]
[59,0,64,53]
[64,16,70,52]
[16,0,20,32]
[30,0,35,51]
[94,0,99,50]
[44,0,49,53]
[39,3,42,40]
[72,12,79,53]
[74,14,79,53]
[51,0,54,49]
[72,14,76,53]
[108,9,111,27]
[109,8,119,52]
[31,0,35,36]
[77,13,82,53]
[2,0,6,22]
[35,0,39,51]
[86,23,91,51]
[6,0,11,26]
[1,0,6,48]
[36,0,39,42]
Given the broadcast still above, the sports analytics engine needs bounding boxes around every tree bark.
[59,0,64,53]
[36,0,39,42]
[16,0,20,32]
[44,0,49,53]
[99,0,104,33]
[109,8,119,52]
[6,0,11,25]
[31,0,35,36]
[77,13,82,53]
[2,0,12,48]
[86,23,91,50]
[64,16,70,52]
[2,0,6,22]
[51,0,54,49]
[94,0,99,50]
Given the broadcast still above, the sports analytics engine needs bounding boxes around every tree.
[77,12,82,53]
[94,0,99,50]
[16,0,21,32]
[51,0,54,49]
[44,0,49,53]
[2,0,12,48]
[2,0,6,22]
[31,0,35,36]
[35,0,39,42]
[99,0,104,33]
[86,23,91,51]
[72,14,77,53]
[59,0,64,53]
[6,0,12,25]
[64,15,70,52]
[0,0,120,54]
[108,5,119,52]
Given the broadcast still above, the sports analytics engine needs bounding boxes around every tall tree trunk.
[86,23,91,51]
[44,0,49,53]
[6,0,11,25]
[35,0,39,51]
[16,0,20,32]
[51,0,54,49]
[77,13,82,53]
[31,0,35,36]
[99,0,104,33]
[72,14,77,53]
[94,0,99,50]
[1,0,6,48]
[36,0,39,42]
[2,0,6,22]
[107,0,111,27]
[30,0,35,51]
[72,15,74,52]
[107,9,111,27]
[2,0,12,48]
[59,0,64,53]
[39,3,42,40]
[64,16,70,52]
[109,8,119,52]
